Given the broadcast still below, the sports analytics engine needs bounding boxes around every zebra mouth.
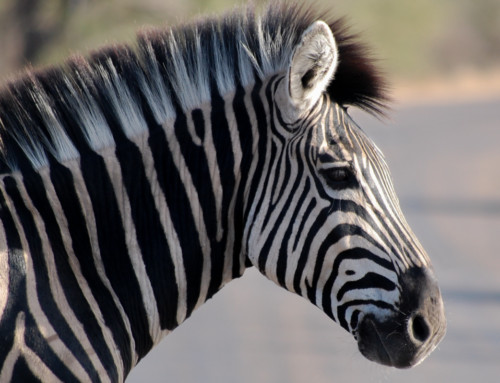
[356,315,393,367]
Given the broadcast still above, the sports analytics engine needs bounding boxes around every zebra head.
[245,21,446,368]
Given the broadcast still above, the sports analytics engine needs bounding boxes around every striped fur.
[0,2,444,382]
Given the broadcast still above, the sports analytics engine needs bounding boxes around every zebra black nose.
[408,313,431,344]
[357,267,446,368]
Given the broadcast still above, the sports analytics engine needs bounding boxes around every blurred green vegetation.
[1,0,499,82]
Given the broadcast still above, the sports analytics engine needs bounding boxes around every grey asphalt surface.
[127,97,500,383]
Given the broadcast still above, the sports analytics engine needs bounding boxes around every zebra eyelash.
[317,162,358,190]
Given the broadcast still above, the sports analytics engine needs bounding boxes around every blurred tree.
[430,0,500,73]
[0,0,499,81]
[0,0,86,75]
[466,0,500,64]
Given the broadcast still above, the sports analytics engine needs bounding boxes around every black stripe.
[0,187,26,368]
[258,140,277,233]
[150,109,202,319]
[173,107,209,314]
[266,77,287,140]
[345,123,414,258]
[208,84,234,297]
[3,177,82,382]
[232,83,253,276]
[243,78,268,251]
[275,128,313,284]
[38,71,133,375]
[87,63,165,358]
[10,356,42,383]
[276,178,310,287]
[189,109,217,240]
[261,77,288,230]
[143,130,181,330]
[368,193,417,259]
[314,197,401,269]
[48,161,124,380]
[24,313,80,382]
[292,198,316,252]
[96,76,182,335]
[321,248,395,320]
[337,299,395,331]
[265,141,285,226]
[192,109,205,141]
[308,223,390,304]
[336,272,397,301]
[272,78,294,132]
[115,136,180,334]
[293,205,329,295]
[79,151,152,361]
[258,136,306,273]
[126,65,181,332]
[23,163,110,382]
[255,137,278,271]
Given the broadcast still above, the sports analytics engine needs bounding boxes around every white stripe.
[221,91,244,280]
[14,173,108,380]
[39,166,121,381]
[199,104,224,242]
[0,217,8,321]
[127,125,187,331]
[70,161,133,377]
[164,120,212,311]
[185,109,203,147]
[284,185,315,292]
[100,148,161,344]
[241,84,261,218]
[0,313,64,383]
[0,181,90,382]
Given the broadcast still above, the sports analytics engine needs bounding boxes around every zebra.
[0,2,446,382]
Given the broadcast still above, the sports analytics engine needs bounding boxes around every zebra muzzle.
[356,267,446,368]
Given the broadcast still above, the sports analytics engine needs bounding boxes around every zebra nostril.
[409,314,431,344]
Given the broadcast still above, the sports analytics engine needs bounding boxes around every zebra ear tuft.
[288,21,338,111]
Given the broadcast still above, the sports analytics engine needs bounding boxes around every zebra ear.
[288,21,338,112]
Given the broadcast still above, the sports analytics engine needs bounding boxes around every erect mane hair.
[0,2,387,174]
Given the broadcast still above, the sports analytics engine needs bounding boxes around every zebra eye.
[320,166,356,189]
[327,168,350,182]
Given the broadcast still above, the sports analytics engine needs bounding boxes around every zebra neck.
[0,77,267,374]
[151,81,265,309]
[93,80,264,338]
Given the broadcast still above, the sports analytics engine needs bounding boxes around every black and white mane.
[0,2,386,175]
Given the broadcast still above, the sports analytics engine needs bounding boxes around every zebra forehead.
[318,104,382,160]
[0,1,387,174]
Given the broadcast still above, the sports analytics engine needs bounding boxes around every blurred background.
[1,0,499,382]
[2,0,500,94]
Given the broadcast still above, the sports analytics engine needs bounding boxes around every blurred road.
[127,97,500,383]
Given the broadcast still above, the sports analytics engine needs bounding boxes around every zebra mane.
[0,2,387,174]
